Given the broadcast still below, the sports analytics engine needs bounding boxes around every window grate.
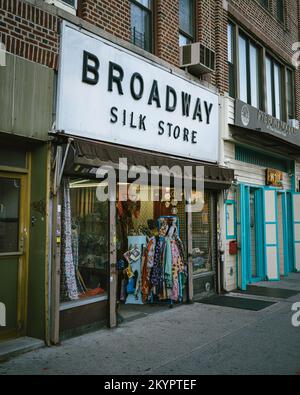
[235,145,291,173]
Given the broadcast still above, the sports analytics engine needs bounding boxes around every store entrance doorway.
[248,187,264,283]
[0,173,28,341]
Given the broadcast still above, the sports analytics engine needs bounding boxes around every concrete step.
[0,337,44,362]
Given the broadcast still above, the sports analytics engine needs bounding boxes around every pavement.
[0,273,300,375]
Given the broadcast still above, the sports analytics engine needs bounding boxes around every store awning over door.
[61,136,234,190]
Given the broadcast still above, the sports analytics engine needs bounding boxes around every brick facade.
[0,0,59,68]
[0,0,299,120]
[155,0,180,66]
[79,0,131,42]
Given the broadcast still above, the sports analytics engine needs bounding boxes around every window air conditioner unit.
[289,119,300,129]
[180,43,216,77]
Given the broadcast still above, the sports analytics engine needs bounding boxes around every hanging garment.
[61,178,79,302]
[150,237,164,296]
[146,237,156,268]
[164,237,173,289]
[141,250,150,303]
[171,239,186,302]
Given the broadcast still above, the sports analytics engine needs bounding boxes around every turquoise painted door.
[263,189,280,281]
[292,193,300,272]
[239,184,248,291]
[287,193,295,272]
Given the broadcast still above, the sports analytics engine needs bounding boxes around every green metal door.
[0,173,28,340]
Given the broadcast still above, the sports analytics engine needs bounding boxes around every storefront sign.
[57,22,219,163]
[266,168,283,188]
[235,100,300,147]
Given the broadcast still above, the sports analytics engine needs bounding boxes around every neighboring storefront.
[50,22,234,341]
[221,98,300,292]
[0,53,53,343]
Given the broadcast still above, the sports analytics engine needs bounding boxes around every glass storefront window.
[116,184,187,254]
[116,184,189,304]
[60,179,109,303]
[60,178,215,304]
[192,192,213,275]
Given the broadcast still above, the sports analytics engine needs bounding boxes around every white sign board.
[57,22,219,162]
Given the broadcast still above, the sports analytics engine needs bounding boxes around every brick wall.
[155,0,180,67]
[0,0,299,120]
[0,0,59,68]
[79,0,131,42]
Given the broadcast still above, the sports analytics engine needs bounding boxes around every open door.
[292,193,300,272]
[263,189,280,281]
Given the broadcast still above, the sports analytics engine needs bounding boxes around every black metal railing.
[131,27,151,52]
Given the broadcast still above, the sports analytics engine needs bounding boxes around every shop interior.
[59,178,213,320]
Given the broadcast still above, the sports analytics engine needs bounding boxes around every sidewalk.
[0,274,300,375]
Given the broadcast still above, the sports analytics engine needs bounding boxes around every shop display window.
[116,184,189,305]
[192,192,213,275]
[60,179,109,303]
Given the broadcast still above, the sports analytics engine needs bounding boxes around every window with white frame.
[45,0,77,15]
[265,55,284,120]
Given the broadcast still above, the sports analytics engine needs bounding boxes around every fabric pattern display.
[142,217,187,303]
[60,178,79,302]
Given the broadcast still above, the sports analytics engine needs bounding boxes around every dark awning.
[62,136,234,190]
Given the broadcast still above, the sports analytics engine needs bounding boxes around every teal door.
[248,188,264,283]
[263,189,280,281]
[239,185,264,290]
[292,193,300,272]
[287,192,295,272]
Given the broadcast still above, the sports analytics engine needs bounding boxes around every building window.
[60,0,76,6]
[227,23,235,98]
[238,34,261,109]
[130,0,153,53]
[286,69,295,121]
[265,55,283,120]
[239,35,248,103]
[276,0,285,23]
[179,0,195,46]
[192,192,215,275]
[45,0,77,14]
[60,179,109,304]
